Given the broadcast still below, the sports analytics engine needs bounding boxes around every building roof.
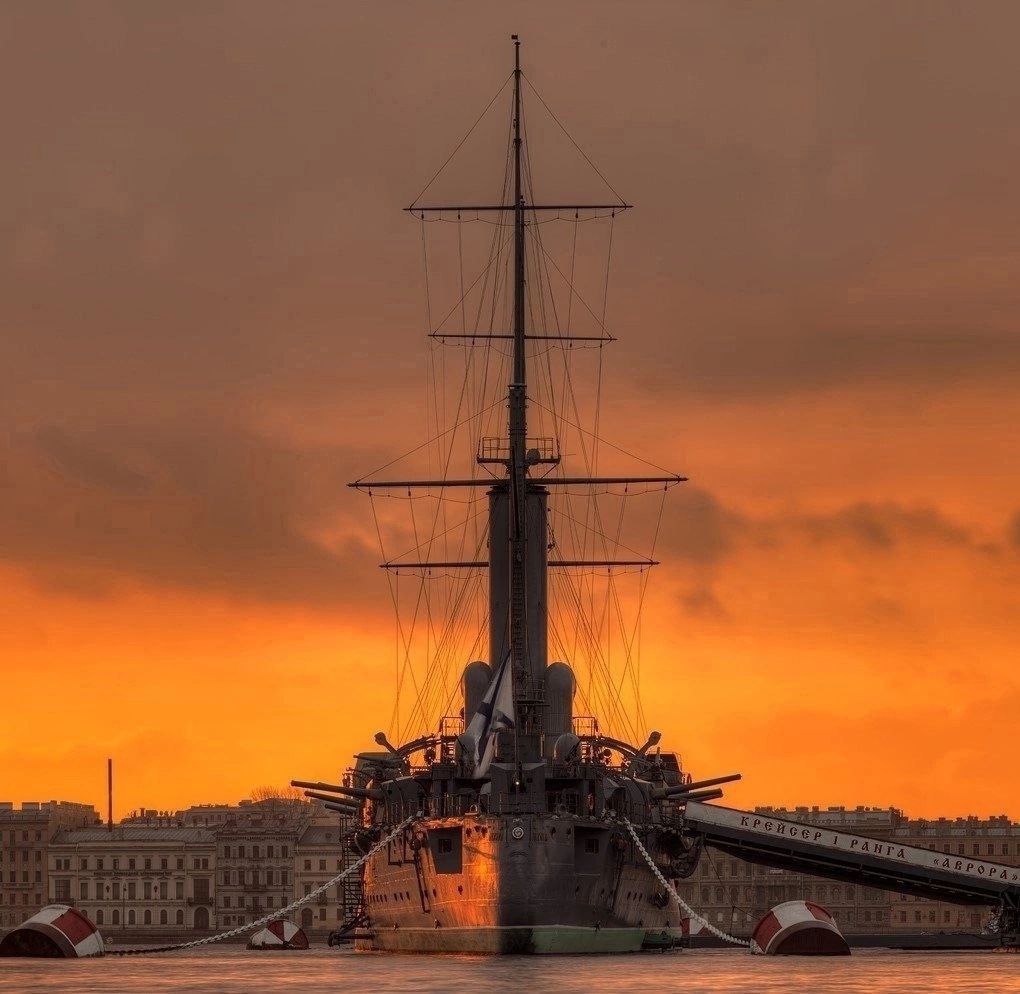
[297,824,347,847]
[51,827,215,845]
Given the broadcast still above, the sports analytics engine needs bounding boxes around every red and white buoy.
[0,905,105,958]
[247,919,309,950]
[750,900,850,956]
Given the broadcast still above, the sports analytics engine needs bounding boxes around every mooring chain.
[621,816,751,949]
[109,814,419,956]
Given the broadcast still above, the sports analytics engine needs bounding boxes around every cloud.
[0,420,381,608]
[660,489,995,565]
[1010,512,1020,549]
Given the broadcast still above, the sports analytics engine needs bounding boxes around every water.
[0,948,1017,994]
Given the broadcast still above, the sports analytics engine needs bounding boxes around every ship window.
[584,838,599,855]
[438,838,453,855]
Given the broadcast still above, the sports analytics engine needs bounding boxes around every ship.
[292,36,739,955]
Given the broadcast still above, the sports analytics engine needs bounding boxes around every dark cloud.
[3,0,1020,433]
[1010,512,1020,549]
[795,503,974,552]
[657,487,740,565]
[680,584,728,620]
[0,420,381,607]
[659,489,988,565]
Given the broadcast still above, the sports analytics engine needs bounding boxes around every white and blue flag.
[459,651,515,777]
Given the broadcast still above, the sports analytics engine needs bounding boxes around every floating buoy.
[0,905,105,958]
[678,915,706,939]
[247,919,309,950]
[750,900,850,956]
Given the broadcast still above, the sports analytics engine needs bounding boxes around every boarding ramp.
[683,802,1020,940]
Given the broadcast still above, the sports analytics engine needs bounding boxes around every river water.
[0,947,1017,994]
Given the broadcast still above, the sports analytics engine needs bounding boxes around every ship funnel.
[462,660,493,725]
[544,661,575,759]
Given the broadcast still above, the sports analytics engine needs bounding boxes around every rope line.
[108,817,418,956]
[622,816,751,949]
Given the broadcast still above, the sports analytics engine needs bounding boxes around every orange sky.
[2,2,1019,820]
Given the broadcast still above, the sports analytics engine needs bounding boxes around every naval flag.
[458,651,515,777]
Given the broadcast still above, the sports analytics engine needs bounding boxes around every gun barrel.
[291,780,384,802]
[322,800,361,815]
[653,773,741,799]
[682,773,741,793]
[303,790,362,808]
[673,787,724,803]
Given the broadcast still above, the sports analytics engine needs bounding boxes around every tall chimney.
[107,758,113,831]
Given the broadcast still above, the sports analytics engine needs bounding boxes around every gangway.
[682,802,1020,943]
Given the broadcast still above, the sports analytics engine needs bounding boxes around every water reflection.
[0,947,1015,994]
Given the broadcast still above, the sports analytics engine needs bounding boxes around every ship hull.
[357,812,683,955]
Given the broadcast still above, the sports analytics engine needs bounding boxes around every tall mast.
[508,35,530,701]
[352,40,681,759]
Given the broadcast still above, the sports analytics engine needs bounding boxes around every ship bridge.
[683,802,1020,910]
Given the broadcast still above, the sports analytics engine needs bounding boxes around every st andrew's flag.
[458,651,515,777]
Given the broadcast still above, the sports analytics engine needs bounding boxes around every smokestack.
[107,758,113,831]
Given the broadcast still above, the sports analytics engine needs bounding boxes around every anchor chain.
[621,816,750,949]
[109,814,418,956]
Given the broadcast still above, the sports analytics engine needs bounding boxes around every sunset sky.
[2,2,1018,820]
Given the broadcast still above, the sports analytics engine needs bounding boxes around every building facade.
[214,800,308,930]
[294,817,357,936]
[0,800,99,930]
[48,827,216,933]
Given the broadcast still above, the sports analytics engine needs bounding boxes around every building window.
[113,858,119,871]
[144,859,151,871]
[304,860,312,871]
[54,879,71,902]
[176,858,184,871]
[97,858,104,871]
[112,909,120,926]
[160,910,168,925]
[267,846,274,858]
[79,881,89,901]
[128,883,136,901]
[176,910,184,925]
[112,883,120,901]
[128,910,136,926]
[144,910,152,925]
[281,846,288,858]
[128,859,136,870]
[161,859,168,870]
[176,881,184,900]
